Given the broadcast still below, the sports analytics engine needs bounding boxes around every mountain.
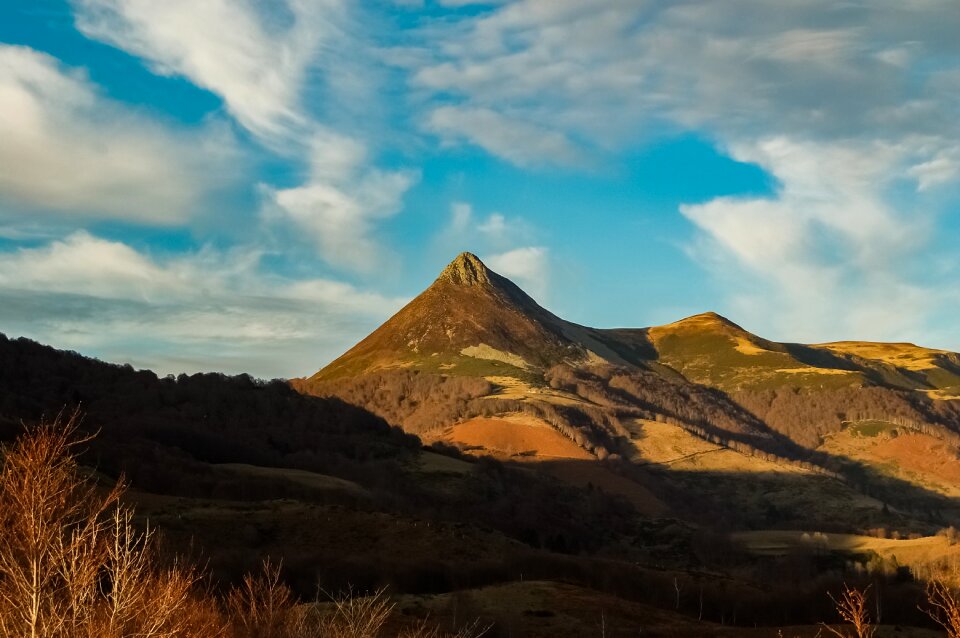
[315,252,580,380]
[314,252,960,397]
[639,311,862,391]
[813,341,960,396]
[639,311,960,394]
[302,252,960,526]
[315,252,662,382]
[310,252,960,401]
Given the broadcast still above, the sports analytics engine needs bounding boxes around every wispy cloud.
[263,132,419,273]
[427,106,580,167]
[435,201,536,254]
[680,137,933,341]
[72,0,416,273]
[71,0,345,146]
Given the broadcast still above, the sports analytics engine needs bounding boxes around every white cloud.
[0,45,234,224]
[681,138,934,340]
[477,212,508,237]
[449,202,474,234]
[71,0,419,272]
[263,132,418,272]
[909,147,960,192]
[0,232,406,378]
[71,0,350,146]
[484,246,548,301]
[0,232,185,300]
[414,1,960,151]
[435,201,529,254]
[427,106,579,167]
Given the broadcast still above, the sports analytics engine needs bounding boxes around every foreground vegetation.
[0,413,486,638]
[7,416,960,637]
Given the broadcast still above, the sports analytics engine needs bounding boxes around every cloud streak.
[71,0,347,145]
[427,106,579,167]
[262,132,419,272]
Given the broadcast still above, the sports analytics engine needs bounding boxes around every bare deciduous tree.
[924,579,960,638]
[822,584,875,638]
[0,412,219,638]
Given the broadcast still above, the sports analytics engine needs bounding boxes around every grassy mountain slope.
[638,312,960,396]
[814,341,960,394]
[641,312,866,391]
[304,253,960,535]
[313,252,664,383]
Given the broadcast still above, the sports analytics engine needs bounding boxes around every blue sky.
[0,0,958,378]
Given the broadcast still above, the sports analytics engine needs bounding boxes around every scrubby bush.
[0,411,218,638]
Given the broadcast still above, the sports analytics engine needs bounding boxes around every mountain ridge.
[312,253,960,396]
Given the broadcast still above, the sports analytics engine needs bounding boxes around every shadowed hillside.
[0,331,663,591]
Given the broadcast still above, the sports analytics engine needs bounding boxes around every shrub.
[0,410,218,638]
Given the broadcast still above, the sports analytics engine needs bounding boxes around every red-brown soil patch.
[442,415,594,460]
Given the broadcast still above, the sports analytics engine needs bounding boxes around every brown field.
[872,434,960,490]
[213,463,370,495]
[413,450,476,474]
[435,414,666,514]
[393,580,717,637]
[439,414,595,460]
[128,490,525,582]
[539,460,667,515]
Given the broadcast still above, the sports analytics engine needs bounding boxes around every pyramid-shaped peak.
[437,252,493,287]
